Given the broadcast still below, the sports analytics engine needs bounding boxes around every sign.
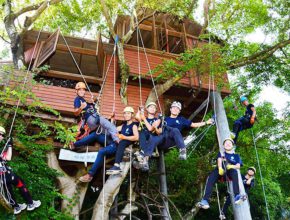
[58,149,98,163]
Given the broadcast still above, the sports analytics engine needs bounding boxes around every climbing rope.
[215,184,223,220]
[251,129,271,220]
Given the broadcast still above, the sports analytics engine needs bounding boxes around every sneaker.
[219,212,226,219]
[79,174,93,183]
[27,200,41,211]
[14,203,27,214]
[179,148,187,160]
[234,194,243,205]
[140,160,149,172]
[198,199,210,209]
[106,165,122,175]
[134,151,145,162]
[133,161,142,169]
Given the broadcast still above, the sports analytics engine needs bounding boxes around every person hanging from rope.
[135,101,213,171]
[198,138,244,209]
[232,96,256,144]
[219,166,256,219]
[106,107,139,175]
[0,126,41,215]
[70,82,119,150]
[133,102,161,170]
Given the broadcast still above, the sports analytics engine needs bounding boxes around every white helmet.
[171,101,182,110]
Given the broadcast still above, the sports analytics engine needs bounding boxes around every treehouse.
[0,10,233,219]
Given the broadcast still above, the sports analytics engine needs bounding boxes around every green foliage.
[54,122,77,148]
[0,67,74,219]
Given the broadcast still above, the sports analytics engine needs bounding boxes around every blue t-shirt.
[120,122,137,136]
[74,96,95,120]
[217,152,243,166]
[245,104,255,118]
[165,116,191,132]
[242,175,255,193]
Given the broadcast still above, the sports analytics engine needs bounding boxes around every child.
[70,82,119,150]
[198,138,243,209]
[136,101,213,171]
[220,166,256,219]
[232,96,256,143]
[106,107,139,175]
[0,126,41,215]
[134,102,161,171]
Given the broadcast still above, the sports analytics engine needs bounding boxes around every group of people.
[0,81,257,217]
[197,95,257,219]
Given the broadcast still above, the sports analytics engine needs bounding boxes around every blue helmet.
[240,96,248,103]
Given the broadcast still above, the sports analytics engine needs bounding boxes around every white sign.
[59,149,98,163]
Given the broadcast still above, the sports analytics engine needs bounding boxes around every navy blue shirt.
[218,152,243,166]
[120,122,137,137]
[165,116,191,132]
[74,96,95,120]
[242,175,255,193]
[245,104,255,118]
[143,117,158,132]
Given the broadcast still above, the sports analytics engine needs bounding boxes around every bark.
[3,0,63,69]
[91,162,131,220]
[47,151,88,220]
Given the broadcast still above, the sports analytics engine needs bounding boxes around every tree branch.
[228,39,290,69]
[13,1,46,18]
[22,0,64,33]
[186,0,198,18]
[99,0,116,39]
[0,33,11,44]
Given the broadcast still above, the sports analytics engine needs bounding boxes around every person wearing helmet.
[133,102,161,171]
[135,101,213,171]
[71,82,119,151]
[232,96,257,144]
[106,107,139,175]
[198,138,243,210]
[0,126,41,215]
[220,166,256,219]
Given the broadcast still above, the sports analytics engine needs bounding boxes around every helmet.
[223,137,235,145]
[0,126,6,135]
[75,82,87,90]
[146,102,157,108]
[240,96,248,103]
[171,101,182,110]
[123,106,134,113]
[248,167,256,174]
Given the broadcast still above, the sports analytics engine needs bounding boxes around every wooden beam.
[40,70,103,84]
[152,14,158,50]
[188,98,208,120]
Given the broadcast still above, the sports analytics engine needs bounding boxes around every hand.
[91,95,95,103]
[218,167,225,175]
[80,101,87,110]
[250,117,255,124]
[118,134,126,140]
[140,113,146,121]
[110,112,115,119]
[226,164,235,170]
[206,119,214,125]
[7,138,13,148]
[135,110,141,121]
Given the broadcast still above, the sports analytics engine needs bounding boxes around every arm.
[74,101,87,117]
[190,118,213,128]
[2,147,12,161]
[117,125,122,132]
[152,119,162,134]
[227,163,241,170]
[251,107,256,118]
[217,157,223,168]
[246,177,254,185]
[120,125,139,141]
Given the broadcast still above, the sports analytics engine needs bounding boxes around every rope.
[129,146,132,220]
[251,129,271,220]
[135,20,163,115]
[215,184,223,219]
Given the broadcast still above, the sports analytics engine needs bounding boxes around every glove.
[250,117,255,124]
[226,164,235,170]
[118,134,126,140]
[218,167,225,175]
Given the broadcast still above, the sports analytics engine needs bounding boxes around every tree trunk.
[117,41,130,105]
[47,151,88,220]
[91,161,131,220]
[210,91,252,220]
